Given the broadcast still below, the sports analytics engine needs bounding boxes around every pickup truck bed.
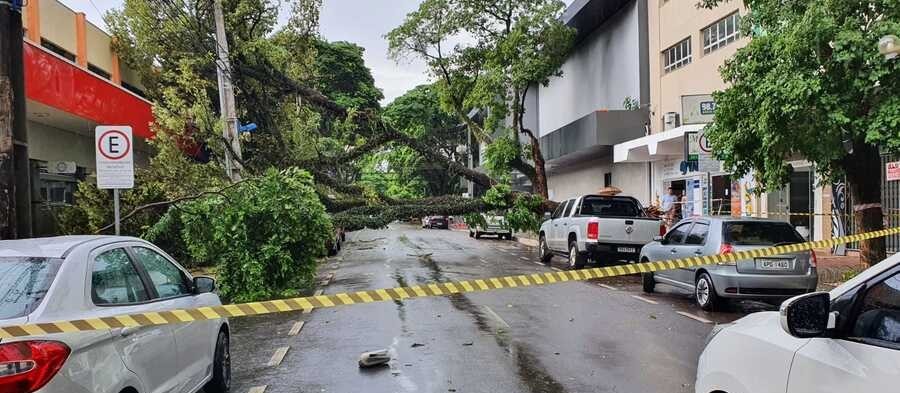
[538,195,663,268]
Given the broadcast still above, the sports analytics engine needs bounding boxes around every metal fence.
[843,153,900,254]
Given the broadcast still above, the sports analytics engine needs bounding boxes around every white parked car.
[696,251,899,392]
[0,236,230,393]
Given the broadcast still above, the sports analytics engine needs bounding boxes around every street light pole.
[213,0,242,182]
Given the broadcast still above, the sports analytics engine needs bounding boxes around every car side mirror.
[780,292,834,338]
[653,235,665,243]
[194,276,216,295]
[543,212,551,220]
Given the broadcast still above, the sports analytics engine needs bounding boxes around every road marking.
[519,257,529,261]
[551,267,563,272]
[267,346,290,367]
[248,386,267,393]
[598,284,618,291]
[480,258,489,263]
[314,289,324,296]
[676,311,713,324]
[482,305,511,329]
[532,261,544,266]
[631,295,658,305]
[288,321,305,336]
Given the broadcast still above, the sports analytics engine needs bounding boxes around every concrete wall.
[86,22,114,74]
[537,0,643,137]
[548,157,649,205]
[39,0,76,51]
[648,0,748,134]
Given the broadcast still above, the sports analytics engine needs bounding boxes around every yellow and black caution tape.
[2,226,900,339]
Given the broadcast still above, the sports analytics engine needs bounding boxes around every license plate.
[757,259,791,270]
[617,247,637,254]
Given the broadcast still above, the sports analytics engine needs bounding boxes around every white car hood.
[725,311,810,352]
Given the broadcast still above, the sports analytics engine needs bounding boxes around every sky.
[60,0,431,105]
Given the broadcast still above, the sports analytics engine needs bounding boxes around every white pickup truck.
[538,194,664,269]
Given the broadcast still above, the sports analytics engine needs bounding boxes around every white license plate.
[757,259,791,270]
[617,247,637,253]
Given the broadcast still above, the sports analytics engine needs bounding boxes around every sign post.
[95,126,135,235]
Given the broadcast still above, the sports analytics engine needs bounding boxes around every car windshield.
[723,222,805,245]
[0,257,63,320]
[578,197,643,217]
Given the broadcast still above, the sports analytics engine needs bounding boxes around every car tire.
[695,272,722,311]
[469,231,474,238]
[474,230,481,239]
[539,235,553,263]
[568,241,586,270]
[641,271,655,294]
[205,329,231,393]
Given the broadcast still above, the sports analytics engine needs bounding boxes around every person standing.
[661,187,677,227]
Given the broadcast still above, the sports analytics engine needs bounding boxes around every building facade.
[19,0,153,236]
[528,0,652,204]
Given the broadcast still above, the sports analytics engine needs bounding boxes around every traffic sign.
[888,161,900,182]
[95,126,134,189]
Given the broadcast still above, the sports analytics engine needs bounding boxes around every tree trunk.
[845,142,886,266]
[530,136,548,198]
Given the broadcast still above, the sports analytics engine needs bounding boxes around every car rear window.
[0,257,63,319]
[723,222,805,245]
[579,197,644,217]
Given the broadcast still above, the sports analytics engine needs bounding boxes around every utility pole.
[213,0,242,181]
[0,0,26,239]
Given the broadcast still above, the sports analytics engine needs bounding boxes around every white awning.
[613,124,706,163]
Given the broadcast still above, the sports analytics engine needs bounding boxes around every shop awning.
[613,124,705,163]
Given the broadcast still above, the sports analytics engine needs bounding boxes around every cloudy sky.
[61,0,574,105]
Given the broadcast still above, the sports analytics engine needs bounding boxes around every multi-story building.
[527,0,652,203]
[19,0,153,236]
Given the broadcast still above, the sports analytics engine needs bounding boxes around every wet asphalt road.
[228,224,774,393]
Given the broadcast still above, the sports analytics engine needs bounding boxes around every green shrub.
[174,168,332,302]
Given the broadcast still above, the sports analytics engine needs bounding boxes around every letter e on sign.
[95,126,135,189]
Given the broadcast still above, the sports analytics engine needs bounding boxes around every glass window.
[0,257,63,319]
[702,12,741,54]
[92,249,149,305]
[663,37,692,73]
[579,197,643,217]
[685,223,709,245]
[132,247,191,298]
[850,273,900,347]
[723,222,805,245]
[562,199,576,218]
[665,223,691,244]
[552,201,567,219]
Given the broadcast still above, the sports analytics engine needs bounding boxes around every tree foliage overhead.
[387,0,576,197]
[701,0,899,265]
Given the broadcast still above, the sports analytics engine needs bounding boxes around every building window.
[702,12,741,54]
[663,38,692,73]
[40,38,76,63]
[88,63,111,80]
[604,172,612,188]
[122,81,147,98]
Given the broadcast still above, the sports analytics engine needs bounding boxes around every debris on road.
[358,350,391,368]
[462,342,473,346]
[411,343,425,348]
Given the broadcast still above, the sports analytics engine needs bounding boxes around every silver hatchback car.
[639,217,818,310]
[0,236,229,393]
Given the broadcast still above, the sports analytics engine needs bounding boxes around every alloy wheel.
[696,277,710,307]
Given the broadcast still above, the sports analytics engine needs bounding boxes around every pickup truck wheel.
[469,230,474,238]
[539,235,553,263]
[474,230,481,239]
[568,241,586,269]
[641,271,655,293]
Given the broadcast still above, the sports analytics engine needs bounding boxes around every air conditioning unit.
[663,112,681,130]
[48,161,77,174]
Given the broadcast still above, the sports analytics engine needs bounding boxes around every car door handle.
[119,326,141,337]
[693,250,704,255]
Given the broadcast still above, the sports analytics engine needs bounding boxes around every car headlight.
[704,322,733,347]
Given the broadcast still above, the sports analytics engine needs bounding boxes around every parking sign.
[95,126,135,189]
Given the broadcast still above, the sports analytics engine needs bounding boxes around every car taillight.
[810,249,818,268]
[659,223,667,236]
[0,341,70,393]
[587,220,599,240]
[719,243,734,255]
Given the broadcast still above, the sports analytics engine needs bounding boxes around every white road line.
[551,267,563,272]
[314,289,324,296]
[482,305,511,329]
[248,386,267,393]
[631,295,659,305]
[267,347,290,367]
[598,284,618,291]
[480,258,489,263]
[676,311,713,324]
[288,321,305,336]
[532,261,544,266]
[519,257,529,261]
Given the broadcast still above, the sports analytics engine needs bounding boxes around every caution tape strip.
[2,226,900,339]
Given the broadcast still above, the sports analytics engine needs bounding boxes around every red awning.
[23,41,154,139]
